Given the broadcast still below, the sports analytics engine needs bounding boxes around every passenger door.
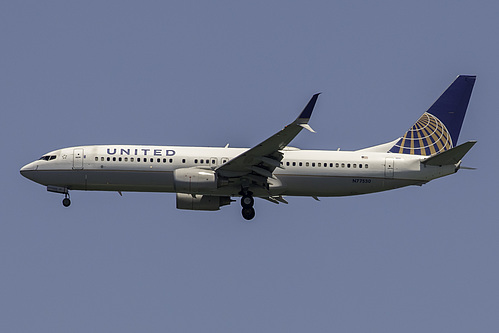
[73,148,84,170]
[384,157,394,178]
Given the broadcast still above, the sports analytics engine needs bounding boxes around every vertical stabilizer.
[389,75,476,156]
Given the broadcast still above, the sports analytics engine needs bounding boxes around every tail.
[389,75,476,156]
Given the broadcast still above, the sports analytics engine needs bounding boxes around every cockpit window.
[39,155,57,161]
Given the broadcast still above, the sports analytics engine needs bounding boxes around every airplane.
[20,75,476,220]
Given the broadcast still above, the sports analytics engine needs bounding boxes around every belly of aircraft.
[29,168,423,197]
[31,169,176,192]
[276,174,422,197]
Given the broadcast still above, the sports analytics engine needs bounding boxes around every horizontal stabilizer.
[422,141,477,166]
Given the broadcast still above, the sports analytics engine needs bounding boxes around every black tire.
[242,207,255,220]
[241,195,254,208]
[62,198,71,207]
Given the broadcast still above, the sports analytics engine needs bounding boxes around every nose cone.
[20,161,38,180]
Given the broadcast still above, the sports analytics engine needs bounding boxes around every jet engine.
[173,168,218,193]
[176,193,232,211]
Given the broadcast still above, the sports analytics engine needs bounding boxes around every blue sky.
[1,1,497,332]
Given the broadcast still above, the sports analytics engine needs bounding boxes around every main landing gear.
[240,191,255,221]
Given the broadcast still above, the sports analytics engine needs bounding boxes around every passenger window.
[365,164,368,168]
[157,158,160,163]
[101,157,104,161]
[131,157,134,162]
[353,164,356,168]
[312,162,315,167]
[359,164,362,168]
[118,157,122,162]
[194,159,198,164]
[95,157,98,161]
[286,162,290,166]
[113,157,116,162]
[150,158,153,163]
[306,162,309,167]
[206,159,209,164]
[107,157,110,161]
[200,159,204,164]
[137,158,141,162]
[169,158,173,163]
[125,157,128,162]
[347,163,350,168]
[341,163,345,168]
[182,159,186,163]
[335,163,339,168]
[318,162,321,167]
[299,162,303,166]
[292,162,296,166]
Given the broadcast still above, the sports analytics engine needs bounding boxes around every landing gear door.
[73,148,84,170]
[385,157,394,178]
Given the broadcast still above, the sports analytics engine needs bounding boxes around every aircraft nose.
[20,161,38,179]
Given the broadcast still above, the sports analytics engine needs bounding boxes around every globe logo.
[390,112,453,156]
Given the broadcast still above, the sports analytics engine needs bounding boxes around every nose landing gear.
[62,193,71,207]
[240,191,255,220]
[47,186,71,207]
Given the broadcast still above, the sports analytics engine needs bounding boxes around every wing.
[216,93,320,191]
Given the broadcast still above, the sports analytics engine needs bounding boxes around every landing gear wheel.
[242,207,255,220]
[62,198,71,207]
[241,195,254,208]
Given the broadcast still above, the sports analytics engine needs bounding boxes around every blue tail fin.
[389,75,476,156]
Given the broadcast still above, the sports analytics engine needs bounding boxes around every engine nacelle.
[173,168,218,194]
[176,193,232,211]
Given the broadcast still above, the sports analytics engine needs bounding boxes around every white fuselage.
[19,77,475,220]
[20,145,457,198]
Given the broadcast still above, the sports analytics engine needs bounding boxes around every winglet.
[297,93,320,121]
